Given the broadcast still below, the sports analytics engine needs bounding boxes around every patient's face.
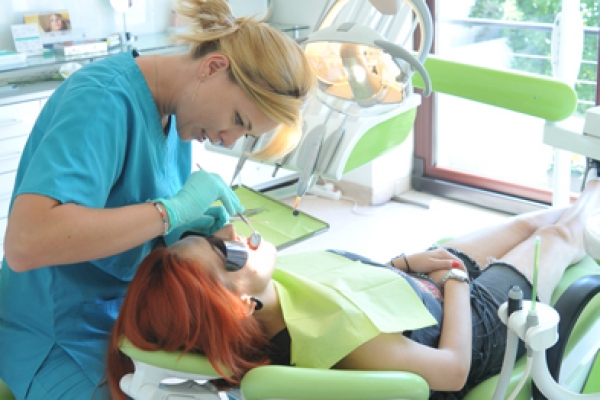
[171,224,277,295]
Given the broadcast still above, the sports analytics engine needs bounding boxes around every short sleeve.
[16,85,129,207]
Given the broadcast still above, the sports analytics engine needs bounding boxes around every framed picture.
[23,11,72,45]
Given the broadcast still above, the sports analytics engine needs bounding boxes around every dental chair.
[117,51,600,400]
[118,251,600,400]
[0,381,12,400]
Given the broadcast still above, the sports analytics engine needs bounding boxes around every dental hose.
[505,236,541,400]
[506,309,538,400]
[492,285,523,400]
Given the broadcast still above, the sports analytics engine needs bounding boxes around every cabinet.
[0,100,43,261]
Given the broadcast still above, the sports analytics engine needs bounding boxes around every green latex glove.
[163,206,229,246]
[156,169,244,233]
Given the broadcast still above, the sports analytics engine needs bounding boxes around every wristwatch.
[440,268,470,289]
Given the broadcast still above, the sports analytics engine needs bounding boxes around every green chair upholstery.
[0,380,14,400]
[241,366,429,400]
[119,338,430,400]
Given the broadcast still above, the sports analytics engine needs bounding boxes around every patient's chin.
[249,241,277,278]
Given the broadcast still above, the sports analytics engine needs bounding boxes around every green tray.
[230,186,329,250]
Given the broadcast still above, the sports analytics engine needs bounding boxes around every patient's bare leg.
[500,180,600,302]
[442,207,567,268]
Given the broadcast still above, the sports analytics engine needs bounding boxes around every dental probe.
[237,213,261,250]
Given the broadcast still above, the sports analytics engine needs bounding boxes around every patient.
[107,177,600,400]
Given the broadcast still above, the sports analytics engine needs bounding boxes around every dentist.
[0,0,314,399]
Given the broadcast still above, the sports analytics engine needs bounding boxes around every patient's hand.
[407,248,466,274]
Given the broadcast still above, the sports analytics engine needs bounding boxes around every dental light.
[282,0,434,211]
[212,0,436,212]
[303,20,432,117]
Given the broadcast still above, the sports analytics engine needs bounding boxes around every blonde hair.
[173,0,316,160]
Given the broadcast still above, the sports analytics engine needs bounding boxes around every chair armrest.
[241,365,430,400]
[532,274,600,400]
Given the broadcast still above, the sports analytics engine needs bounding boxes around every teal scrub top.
[0,51,191,398]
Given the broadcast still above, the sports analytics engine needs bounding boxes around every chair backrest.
[0,379,14,400]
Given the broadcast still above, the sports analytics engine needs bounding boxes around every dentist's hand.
[155,169,244,233]
[163,206,229,246]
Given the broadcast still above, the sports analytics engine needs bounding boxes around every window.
[414,0,599,212]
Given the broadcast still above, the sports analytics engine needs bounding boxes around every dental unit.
[208,0,433,214]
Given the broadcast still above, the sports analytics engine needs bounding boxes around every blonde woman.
[0,0,314,398]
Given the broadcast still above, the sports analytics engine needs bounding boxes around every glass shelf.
[0,32,187,74]
[0,22,310,75]
[0,23,312,105]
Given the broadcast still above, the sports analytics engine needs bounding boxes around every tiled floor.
[278,190,510,261]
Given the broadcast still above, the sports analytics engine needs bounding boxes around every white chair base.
[120,360,224,400]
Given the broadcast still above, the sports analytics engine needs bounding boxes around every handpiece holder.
[498,301,600,399]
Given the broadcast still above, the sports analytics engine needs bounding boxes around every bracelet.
[152,202,169,236]
[391,253,412,273]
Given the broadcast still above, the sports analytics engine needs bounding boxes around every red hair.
[106,248,270,400]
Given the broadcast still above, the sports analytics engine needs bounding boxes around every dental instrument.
[494,236,540,400]
[237,212,261,250]
[230,135,259,186]
[230,206,268,219]
[492,285,524,400]
[291,109,333,215]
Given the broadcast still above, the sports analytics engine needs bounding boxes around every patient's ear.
[240,294,257,316]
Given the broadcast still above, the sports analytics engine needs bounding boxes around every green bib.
[273,251,436,369]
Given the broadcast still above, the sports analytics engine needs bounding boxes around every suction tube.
[492,285,523,400]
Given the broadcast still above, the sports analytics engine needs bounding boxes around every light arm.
[412,55,577,122]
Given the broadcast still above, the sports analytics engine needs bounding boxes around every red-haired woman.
[108,179,600,400]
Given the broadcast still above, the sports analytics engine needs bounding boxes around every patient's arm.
[334,275,472,392]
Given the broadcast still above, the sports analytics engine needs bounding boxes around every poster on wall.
[23,11,73,45]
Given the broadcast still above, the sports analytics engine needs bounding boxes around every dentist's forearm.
[5,196,164,272]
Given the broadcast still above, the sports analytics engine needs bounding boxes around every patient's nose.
[213,224,237,241]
